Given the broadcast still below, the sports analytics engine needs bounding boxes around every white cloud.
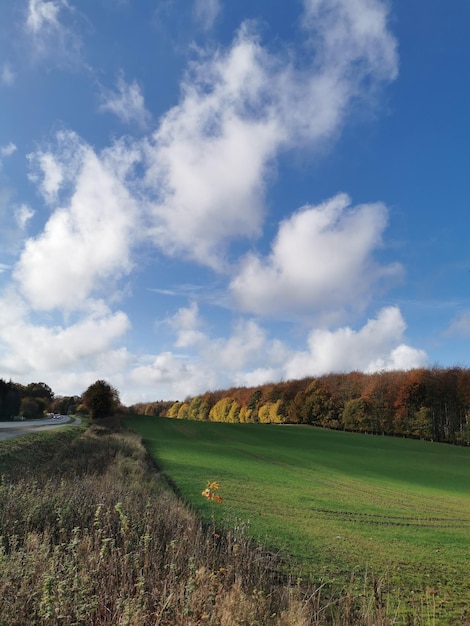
[445,310,470,337]
[1,63,14,86]
[129,351,217,401]
[99,75,151,128]
[25,0,83,66]
[0,143,16,159]
[143,28,280,268]
[234,367,281,389]
[142,0,398,268]
[231,193,402,319]
[0,192,36,255]
[216,319,268,370]
[18,132,140,311]
[125,305,426,402]
[15,204,35,230]
[0,143,16,172]
[0,290,130,375]
[194,0,221,31]
[0,0,416,405]
[284,307,427,380]
[28,151,64,204]
[302,0,398,82]
[169,302,207,348]
[26,0,62,33]
[28,130,87,192]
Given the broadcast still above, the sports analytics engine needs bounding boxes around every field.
[2,421,333,625]
[126,416,470,624]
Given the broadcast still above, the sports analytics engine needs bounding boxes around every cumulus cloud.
[284,307,427,380]
[125,305,427,402]
[17,132,140,311]
[169,302,207,348]
[130,351,218,400]
[142,28,280,268]
[231,193,402,320]
[99,74,151,128]
[194,0,221,31]
[0,0,416,404]
[0,290,130,376]
[142,0,398,268]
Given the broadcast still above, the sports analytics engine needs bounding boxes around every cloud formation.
[231,193,402,320]
[25,0,83,65]
[0,143,16,175]
[99,74,151,128]
[0,0,426,405]
[142,0,398,268]
[284,307,427,381]
[139,304,426,403]
[18,132,139,311]
[193,0,221,31]
[0,292,129,374]
[26,0,63,34]
[0,143,16,159]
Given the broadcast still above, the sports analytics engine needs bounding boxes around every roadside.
[0,415,82,441]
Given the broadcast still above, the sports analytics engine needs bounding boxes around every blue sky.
[1,0,469,405]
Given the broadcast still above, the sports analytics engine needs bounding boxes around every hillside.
[126,415,470,625]
[132,367,470,446]
[0,419,414,625]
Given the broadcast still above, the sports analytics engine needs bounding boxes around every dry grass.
[0,420,411,625]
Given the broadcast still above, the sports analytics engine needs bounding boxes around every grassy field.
[2,418,416,625]
[125,416,470,624]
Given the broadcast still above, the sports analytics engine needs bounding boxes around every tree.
[20,398,45,420]
[0,379,21,419]
[24,382,54,403]
[82,380,120,419]
[50,395,80,416]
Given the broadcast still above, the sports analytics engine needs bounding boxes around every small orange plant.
[202,481,223,504]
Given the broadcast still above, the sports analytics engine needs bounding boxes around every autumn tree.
[82,380,120,419]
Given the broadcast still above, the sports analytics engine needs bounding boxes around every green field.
[125,416,470,623]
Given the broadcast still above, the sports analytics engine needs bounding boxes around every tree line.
[150,368,470,445]
[0,378,120,421]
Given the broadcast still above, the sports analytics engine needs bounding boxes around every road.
[0,415,81,442]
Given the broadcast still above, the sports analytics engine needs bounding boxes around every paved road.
[0,415,81,442]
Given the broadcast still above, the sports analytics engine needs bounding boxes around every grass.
[124,416,470,625]
[1,417,411,625]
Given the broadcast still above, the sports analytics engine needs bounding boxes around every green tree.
[82,380,120,419]
[0,379,21,419]
[24,382,54,403]
[20,397,46,419]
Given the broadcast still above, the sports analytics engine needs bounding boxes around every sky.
[1,0,470,405]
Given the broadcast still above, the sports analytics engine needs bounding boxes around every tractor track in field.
[308,507,470,528]
[218,441,470,527]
